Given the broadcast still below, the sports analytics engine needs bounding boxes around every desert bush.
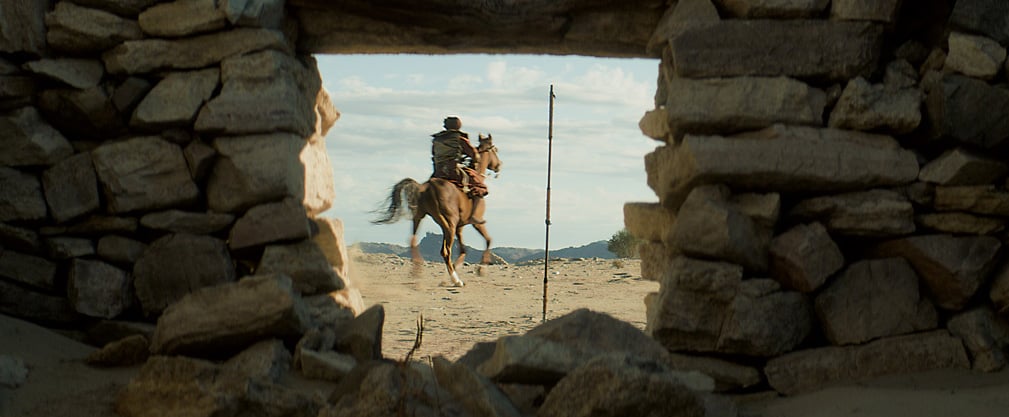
[607,228,642,259]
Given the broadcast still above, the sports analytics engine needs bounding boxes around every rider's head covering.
[443,116,462,130]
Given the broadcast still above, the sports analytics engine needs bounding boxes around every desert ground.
[3,250,1009,417]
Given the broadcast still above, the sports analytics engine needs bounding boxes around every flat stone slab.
[103,28,290,75]
[765,330,970,395]
[645,125,919,209]
[671,19,882,81]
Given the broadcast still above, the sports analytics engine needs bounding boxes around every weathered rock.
[133,233,236,316]
[731,192,781,228]
[647,0,720,54]
[0,106,73,167]
[433,356,524,417]
[259,240,344,295]
[86,320,156,347]
[228,198,312,250]
[645,125,919,209]
[925,74,1009,148]
[639,241,680,282]
[224,339,291,382]
[91,137,200,214]
[23,58,103,91]
[787,189,916,237]
[183,140,217,181]
[764,331,970,395]
[529,308,675,367]
[42,152,99,224]
[301,134,335,216]
[668,185,770,272]
[335,304,384,362]
[945,31,1007,80]
[638,108,670,142]
[320,361,466,417]
[151,274,311,357]
[0,355,28,389]
[716,279,812,357]
[0,75,35,105]
[45,2,142,53]
[948,0,1009,47]
[883,59,918,89]
[478,335,586,384]
[0,223,40,252]
[991,267,1009,316]
[45,236,94,259]
[538,354,716,417]
[103,28,290,75]
[0,169,48,224]
[934,185,1009,215]
[624,202,676,243]
[872,234,1002,310]
[195,50,318,137]
[0,250,57,291]
[111,76,153,114]
[222,0,286,28]
[947,306,1009,371]
[915,212,1006,235]
[312,217,351,284]
[648,257,743,352]
[298,349,357,381]
[140,209,234,234]
[828,77,922,134]
[0,0,47,55]
[116,355,321,417]
[68,259,131,319]
[830,0,903,22]
[664,77,825,138]
[0,279,78,323]
[208,134,311,213]
[37,85,123,139]
[671,20,881,81]
[86,334,149,367]
[138,0,228,37]
[65,0,162,17]
[131,68,220,129]
[96,235,147,264]
[769,222,844,293]
[816,258,937,346]
[714,0,828,18]
[919,148,1009,186]
[666,352,761,392]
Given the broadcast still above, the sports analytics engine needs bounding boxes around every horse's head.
[478,133,501,174]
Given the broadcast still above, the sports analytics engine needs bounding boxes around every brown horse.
[373,134,502,286]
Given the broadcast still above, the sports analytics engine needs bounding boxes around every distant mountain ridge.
[354,233,616,264]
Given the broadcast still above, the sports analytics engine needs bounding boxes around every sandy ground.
[3,250,1009,417]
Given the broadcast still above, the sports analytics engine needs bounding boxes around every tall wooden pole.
[542,85,555,323]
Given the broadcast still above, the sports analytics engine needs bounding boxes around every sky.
[316,54,661,250]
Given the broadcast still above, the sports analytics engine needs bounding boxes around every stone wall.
[630,0,1009,395]
[0,0,359,350]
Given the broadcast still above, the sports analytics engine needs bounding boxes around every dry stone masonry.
[3,0,1009,415]
[630,0,1009,397]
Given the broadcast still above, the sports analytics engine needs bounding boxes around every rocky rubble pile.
[629,0,1009,396]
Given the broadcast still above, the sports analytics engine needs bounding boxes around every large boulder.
[768,222,844,293]
[68,259,132,319]
[150,274,311,357]
[131,68,220,129]
[668,184,771,272]
[925,74,1009,148]
[228,197,312,250]
[207,134,312,214]
[432,357,524,417]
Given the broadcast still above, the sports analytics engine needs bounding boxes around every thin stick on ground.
[403,313,424,364]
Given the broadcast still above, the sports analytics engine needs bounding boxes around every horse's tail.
[371,178,422,224]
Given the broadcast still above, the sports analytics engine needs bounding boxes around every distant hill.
[353,233,616,264]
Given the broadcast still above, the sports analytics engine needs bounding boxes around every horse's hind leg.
[409,216,423,277]
[472,223,493,265]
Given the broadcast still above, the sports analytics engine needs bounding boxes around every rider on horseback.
[431,116,487,224]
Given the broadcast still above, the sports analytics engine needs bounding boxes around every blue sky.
[316,54,660,249]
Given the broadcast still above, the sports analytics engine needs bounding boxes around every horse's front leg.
[440,229,464,287]
[472,223,493,265]
[453,226,467,271]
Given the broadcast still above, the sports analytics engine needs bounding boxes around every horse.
[373,134,502,287]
